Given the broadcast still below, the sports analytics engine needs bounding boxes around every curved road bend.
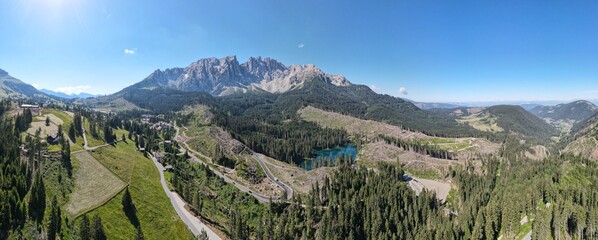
[150,154,221,239]
[246,150,294,200]
[179,146,280,203]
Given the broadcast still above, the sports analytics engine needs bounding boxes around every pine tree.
[68,123,76,143]
[92,215,107,240]
[45,116,50,126]
[62,139,72,176]
[79,214,91,240]
[28,172,46,223]
[47,196,61,240]
[103,125,112,143]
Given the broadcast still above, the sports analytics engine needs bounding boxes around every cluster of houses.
[140,114,166,123]
[150,121,174,131]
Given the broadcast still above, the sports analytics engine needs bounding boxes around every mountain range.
[529,100,598,122]
[39,89,98,99]
[0,68,56,101]
[128,56,350,96]
[1,57,578,142]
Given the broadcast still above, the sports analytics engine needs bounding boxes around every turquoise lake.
[300,145,357,170]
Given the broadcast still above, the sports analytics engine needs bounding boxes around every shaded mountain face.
[529,100,598,122]
[0,68,54,100]
[126,56,350,96]
[483,105,558,140]
[563,112,598,160]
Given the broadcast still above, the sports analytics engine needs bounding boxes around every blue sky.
[2,0,598,102]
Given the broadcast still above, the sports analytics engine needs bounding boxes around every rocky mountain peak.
[131,56,351,96]
[0,68,8,77]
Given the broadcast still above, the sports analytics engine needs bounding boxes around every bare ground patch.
[182,125,289,196]
[299,106,429,140]
[299,106,500,160]
[258,153,330,195]
[564,136,598,160]
[359,140,464,177]
[412,177,452,202]
[525,145,549,160]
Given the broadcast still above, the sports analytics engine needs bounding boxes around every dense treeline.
[210,92,350,164]
[380,135,454,160]
[214,113,348,164]
[166,152,266,236]
[117,80,487,138]
[256,154,598,240]
[258,162,454,240]
[0,101,34,237]
[447,155,598,239]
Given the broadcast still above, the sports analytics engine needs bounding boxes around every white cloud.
[298,43,305,48]
[370,85,379,92]
[399,87,408,95]
[55,85,92,95]
[124,48,136,55]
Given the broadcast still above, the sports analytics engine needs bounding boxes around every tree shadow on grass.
[122,187,140,228]
[124,206,140,228]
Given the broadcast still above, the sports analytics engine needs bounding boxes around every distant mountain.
[529,100,598,122]
[0,68,56,100]
[406,99,462,110]
[563,112,598,160]
[459,105,558,140]
[519,103,543,111]
[39,89,98,99]
[429,106,485,117]
[82,56,487,138]
[485,105,558,139]
[127,56,350,96]
[441,100,565,108]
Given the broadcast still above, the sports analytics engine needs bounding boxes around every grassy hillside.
[462,105,558,140]
[64,151,126,216]
[86,141,191,240]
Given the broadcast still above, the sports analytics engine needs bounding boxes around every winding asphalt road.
[246,150,294,200]
[149,154,221,239]
[173,123,293,202]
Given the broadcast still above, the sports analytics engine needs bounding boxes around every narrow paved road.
[81,127,115,151]
[78,125,218,238]
[173,123,292,202]
[522,231,532,240]
[178,146,278,203]
[247,150,293,200]
[150,154,221,239]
